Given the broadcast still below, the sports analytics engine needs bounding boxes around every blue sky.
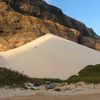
[45,0,100,35]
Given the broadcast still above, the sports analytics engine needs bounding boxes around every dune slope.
[0,34,100,79]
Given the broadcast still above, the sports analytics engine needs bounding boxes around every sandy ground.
[1,83,100,100]
[1,87,100,100]
[1,93,100,100]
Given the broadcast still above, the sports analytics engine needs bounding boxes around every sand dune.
[0,33,100,79]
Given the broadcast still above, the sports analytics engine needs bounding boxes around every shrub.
[79,64,100,77]
[0,67,64,87]
[67,64,100,84]
[0,67,29,87]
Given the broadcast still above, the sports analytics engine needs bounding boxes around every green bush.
[0,67,64,87]
[79,64,100,77]
[0,67,29,87]
[67,64,100,84]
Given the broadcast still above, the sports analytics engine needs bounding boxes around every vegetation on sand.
[67,64,100,84]
[0,67,63,87]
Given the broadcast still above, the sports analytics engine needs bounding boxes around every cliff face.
[0,0,100,51]
[4,0,97,37]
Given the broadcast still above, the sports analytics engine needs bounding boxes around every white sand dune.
[0,33,100,79]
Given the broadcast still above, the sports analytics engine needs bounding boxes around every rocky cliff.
[0,0,100,51]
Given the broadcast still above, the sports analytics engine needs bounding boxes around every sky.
[44,0,100,35]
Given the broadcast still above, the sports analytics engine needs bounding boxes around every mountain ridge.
[4,0,97,36]
[0,0,100,51]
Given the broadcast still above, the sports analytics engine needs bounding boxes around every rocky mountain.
[0,0,100,51]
